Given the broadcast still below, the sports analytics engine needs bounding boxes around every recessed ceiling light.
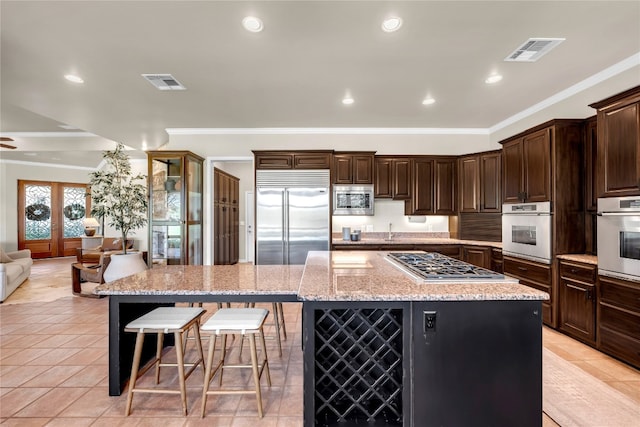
[58,124,78,130]
[64,74,84,84]
[382,17,402,32]
[23,152,38,156]
[242,16,263,32]
[342,96,354,105]
[422,97,436,106]
[485,74,503,84]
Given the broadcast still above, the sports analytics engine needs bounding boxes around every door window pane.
[62,186,87,237]
[25,185,52,240]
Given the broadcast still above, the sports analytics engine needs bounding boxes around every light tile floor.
[1,257,639,426]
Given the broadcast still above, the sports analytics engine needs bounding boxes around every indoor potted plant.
[88,143,148,282]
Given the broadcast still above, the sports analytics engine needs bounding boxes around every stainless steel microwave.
[333,185,374,216]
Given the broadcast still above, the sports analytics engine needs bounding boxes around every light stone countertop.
[332,236,502,248]
[297,251,548,302]
[556,254,598,265]
[94,264,303,296]
[94,251,548,302]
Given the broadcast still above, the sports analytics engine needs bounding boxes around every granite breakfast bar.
[95,250,548,426]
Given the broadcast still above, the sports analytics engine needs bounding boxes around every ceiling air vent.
[504,38,565,62]
[141,74,186,90]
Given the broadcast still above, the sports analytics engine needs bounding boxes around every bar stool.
[244,302,287,356]
[124,306,206,416]
[200,308,272,418]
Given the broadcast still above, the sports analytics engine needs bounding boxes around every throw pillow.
[0,248,15,263]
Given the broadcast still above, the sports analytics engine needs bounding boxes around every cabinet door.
[597,101,640,197]
[393,159,412,200]
[435,158,456,214]
[585,118,598,211]
[254,153,293,169]
[459,155,479,212]
[463,246,491,269]
[353,155,374,184]
[559,277,596,344]
[333,155,353,184]
[480,151,502,212]
[491,248,503,273]
[293,153,332,169]
[523,128,551,202]
[502,140,524,203]
[411,158,434,213]
[374,157,393,198]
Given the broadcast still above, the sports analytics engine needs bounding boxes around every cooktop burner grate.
[387,252,507,281]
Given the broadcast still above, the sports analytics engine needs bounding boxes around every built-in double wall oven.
[597,196,640,282]
[502,202,552,264]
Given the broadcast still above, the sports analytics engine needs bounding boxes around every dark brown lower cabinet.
[491,248,503,273]
[462,245,491,269]
[558,260,596,345]
[504,256,554,327]
[598,275,640,369]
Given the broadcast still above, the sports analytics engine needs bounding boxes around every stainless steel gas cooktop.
[386,252,515,283]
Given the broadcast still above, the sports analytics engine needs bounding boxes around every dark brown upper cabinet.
[589,85,640,197]
[374,157,412,200]
[500,120,583,205]
[409,157,457,215]
[333,152,375,184]
[458,150,502,213]
[502,128,550,203]
[253,150,332,170]
[584,116,598,211]
[459,155,479,212]
[479,151,502,212]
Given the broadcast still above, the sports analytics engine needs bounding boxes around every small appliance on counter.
[342,227,351,240]
[350,230,361,241]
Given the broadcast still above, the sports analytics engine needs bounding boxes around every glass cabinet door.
[148,151,203,266]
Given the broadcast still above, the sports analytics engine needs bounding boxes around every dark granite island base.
[299,251,547,427]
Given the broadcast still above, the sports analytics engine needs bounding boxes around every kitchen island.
[95,251,548,426]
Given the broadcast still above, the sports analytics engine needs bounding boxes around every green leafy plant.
[89,143,148,254]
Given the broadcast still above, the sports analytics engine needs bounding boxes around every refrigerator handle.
[283,190,288,264]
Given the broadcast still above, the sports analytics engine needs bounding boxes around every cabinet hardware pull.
[517,266,527,271]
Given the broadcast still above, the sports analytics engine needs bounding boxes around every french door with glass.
[18,180,90,258]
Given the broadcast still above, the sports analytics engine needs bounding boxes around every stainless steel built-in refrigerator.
[256,170,330,265]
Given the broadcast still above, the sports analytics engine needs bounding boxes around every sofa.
[0,249,33,302]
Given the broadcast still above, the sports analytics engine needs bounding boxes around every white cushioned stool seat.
[126,307,205,332]
[124,306,206,416]
[200,308,271,418]
[201,308,268,333]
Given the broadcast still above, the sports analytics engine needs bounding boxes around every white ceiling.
[1,1,639,167]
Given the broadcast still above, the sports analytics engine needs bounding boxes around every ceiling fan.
[0,137,17,149]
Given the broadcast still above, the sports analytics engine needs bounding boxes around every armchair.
[76,237,134,264]
[71,251,148,297]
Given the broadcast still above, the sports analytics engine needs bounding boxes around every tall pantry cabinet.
[213,168,240,265]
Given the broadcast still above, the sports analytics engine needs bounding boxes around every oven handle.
[502,213,552,216]
[597,212,640,216]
